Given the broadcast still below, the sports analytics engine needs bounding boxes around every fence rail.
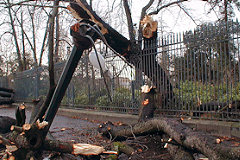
[2,20,240,121]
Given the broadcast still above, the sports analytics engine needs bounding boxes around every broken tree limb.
[44,140,108,156]
[167,143,194,160]
[29,96,44,124]
[98,118,240,160]
[138,85,157,122]
[15,104,26,127]
[68,0,173,97]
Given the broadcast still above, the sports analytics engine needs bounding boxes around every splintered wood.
[140,15,158,39]
[72,143,105,155]
[67,0,108,34]
[36,120,48,129]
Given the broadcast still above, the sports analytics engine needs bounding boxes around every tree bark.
[6,0,24,72]
[138,87,156,122]
[167,143,194,160]
[33,0,59,124]
[0,87,14,93]
[98,118,240,160]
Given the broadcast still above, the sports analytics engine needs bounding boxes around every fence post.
[35,68,40,99]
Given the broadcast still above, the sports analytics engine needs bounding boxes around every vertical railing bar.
[207,24,212,119]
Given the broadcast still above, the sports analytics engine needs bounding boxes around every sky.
[0,0,239,67]
[124,0,239,34]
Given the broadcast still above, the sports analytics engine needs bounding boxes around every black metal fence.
[3,20,240,121]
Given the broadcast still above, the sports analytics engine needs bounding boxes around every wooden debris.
[140,15,158,39]
[72,143,104,155]
[99,118,240,160]
[112,142,135,156]
[6,145,18,153]
[36,120,48,129]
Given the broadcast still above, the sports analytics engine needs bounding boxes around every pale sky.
[0,0,239,67]
[115,0,239,35]
[131,0,239,33]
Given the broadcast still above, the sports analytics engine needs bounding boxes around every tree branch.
[140,0,155,21]
[149,0,188,15]
[122,0,135,43]
[177,3,198,25]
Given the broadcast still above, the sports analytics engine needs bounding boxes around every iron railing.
[3,20,240,121]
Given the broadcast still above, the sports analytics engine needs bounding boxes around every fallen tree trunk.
[167,143,194,160]
[98,118,240,160]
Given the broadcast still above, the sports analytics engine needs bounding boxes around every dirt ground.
[0,106,172,160]
[2,106,239,160]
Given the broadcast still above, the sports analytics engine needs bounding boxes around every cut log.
[98,118,240,160]
[0,116,16,134]
[44,140,107,156]
[0,98,14,105]
[0,87,14,93]
[0,91,12,98]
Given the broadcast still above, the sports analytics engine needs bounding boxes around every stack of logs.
[0,87,14,105]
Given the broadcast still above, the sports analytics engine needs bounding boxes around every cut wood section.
[43,140,113,156]
[99,118,240,160]
[22,124,31,131]
[72,143,104,155]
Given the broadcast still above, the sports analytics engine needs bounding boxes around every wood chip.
[216,138,221,144]
[61,128,66,131]
[36,120,48,129]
